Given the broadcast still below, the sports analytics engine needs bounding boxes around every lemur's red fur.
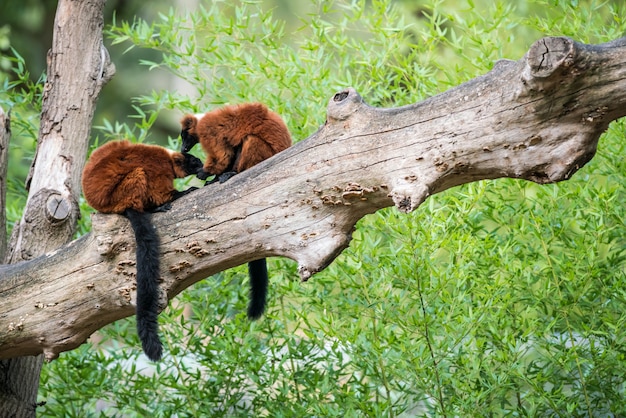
[179,103,292,320]
[82,140,199,214]
[82,140,202,362]
[180,102,292,178]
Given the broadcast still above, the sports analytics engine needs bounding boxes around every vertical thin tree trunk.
[0,0,114,415]
[0,107,8,261]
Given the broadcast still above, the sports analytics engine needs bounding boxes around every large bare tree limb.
[0,36,625,362]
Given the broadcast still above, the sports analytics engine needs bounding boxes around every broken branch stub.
[0,36,624,360]
[322,36,625,216]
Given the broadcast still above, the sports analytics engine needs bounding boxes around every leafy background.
[1,0,626,416]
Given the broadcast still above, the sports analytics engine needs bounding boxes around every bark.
[0,107,8,261]
[0,0,114,416]
[0,36,624,366]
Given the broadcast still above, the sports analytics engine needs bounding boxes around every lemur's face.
[169,149,202,178]
[181,152,203,176]
[180,114,201,153]
[180,128,199,153]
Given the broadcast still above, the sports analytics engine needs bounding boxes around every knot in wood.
[46,193,72,223]
[527,37,575,78]
[326,87,363,122]
[333,91,349,102]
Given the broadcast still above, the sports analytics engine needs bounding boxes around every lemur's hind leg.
[235,134,274,172]
[204,144,243,185]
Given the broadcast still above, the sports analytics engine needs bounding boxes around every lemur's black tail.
[125,208,163,361]
[247,258,268,320]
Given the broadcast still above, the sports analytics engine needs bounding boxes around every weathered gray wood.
[0,107,8,261]
[0,0,114,416]
[5,2,115,264]
[0,36,624,365]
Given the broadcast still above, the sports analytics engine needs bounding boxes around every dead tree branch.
[0,36,624,361]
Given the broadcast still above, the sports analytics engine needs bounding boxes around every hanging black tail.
[247,258,268,320]
[124,208,163,361]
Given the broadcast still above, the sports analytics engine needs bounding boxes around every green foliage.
[104,0,439,143]
[33,0,626,416]
[0,47,41,236]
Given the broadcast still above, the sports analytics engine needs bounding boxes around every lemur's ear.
[180,114,197,132]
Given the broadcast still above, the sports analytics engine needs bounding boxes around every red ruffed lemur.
[180,102,292,320]
[82,140,203,361]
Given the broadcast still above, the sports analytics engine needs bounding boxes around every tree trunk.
[0,107,8,261]
[0,0,114,415]
[0,36,624,367]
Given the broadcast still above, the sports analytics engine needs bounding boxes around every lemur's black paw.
[218,171,237,183]
[197,169,213,180]
[152,202,172,213]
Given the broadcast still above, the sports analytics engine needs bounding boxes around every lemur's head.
[171,151,203,178]
[180,114,202,153]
